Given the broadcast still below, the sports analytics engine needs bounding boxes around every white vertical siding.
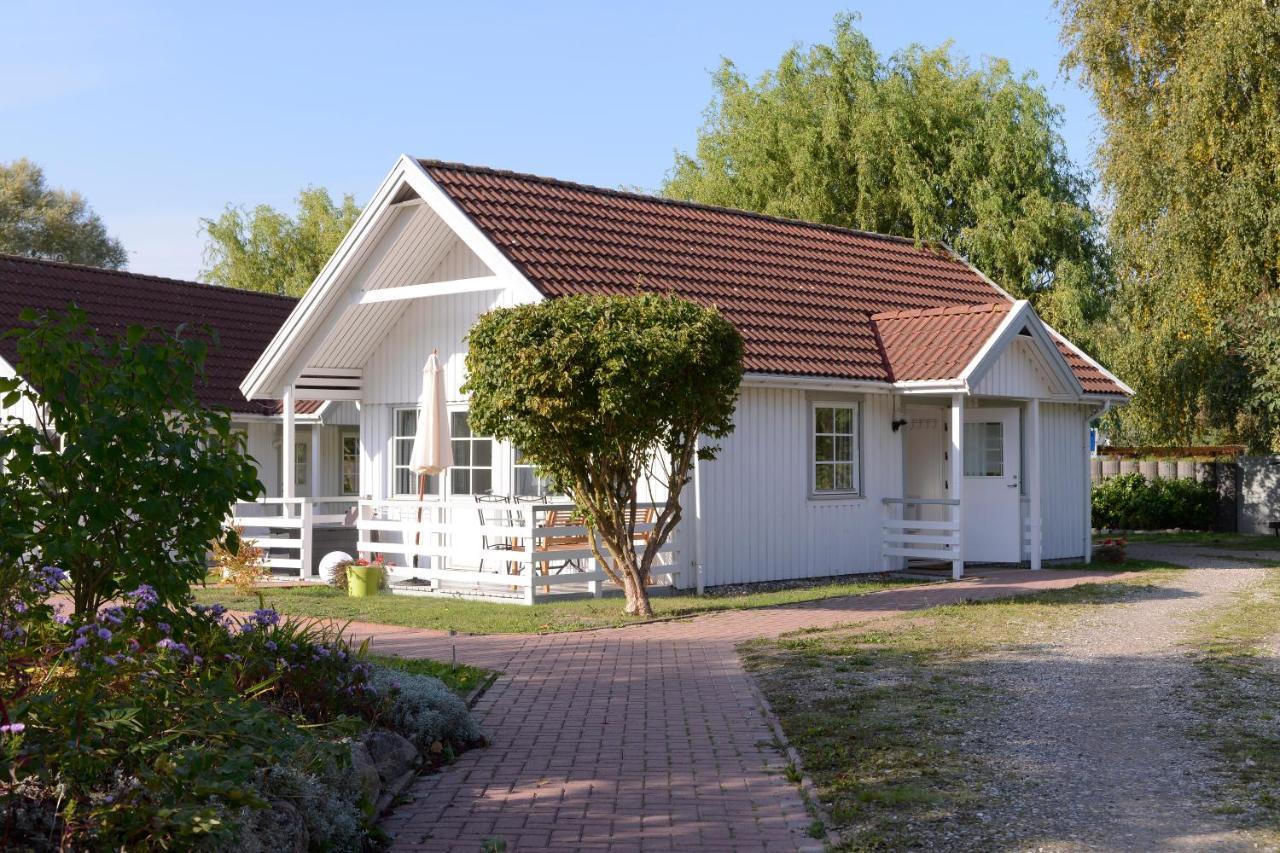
[1038,402,1090,560]
[359,238,513,501]
[239,420,280,498]
[973,338,1067,399]
[696,387,899,586]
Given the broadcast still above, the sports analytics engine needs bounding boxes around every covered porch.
[882,392,1048,580]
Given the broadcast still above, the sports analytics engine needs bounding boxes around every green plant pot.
[346,565,381,598]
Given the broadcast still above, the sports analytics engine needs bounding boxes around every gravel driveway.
[969,545,1274,851]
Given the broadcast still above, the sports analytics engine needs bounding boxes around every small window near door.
[340,430,359,495]
[812,403,860,494]
[293,441,307,487]
[964,422,1004,477]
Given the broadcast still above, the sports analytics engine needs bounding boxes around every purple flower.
[157,622,171,635]
[1,723,25,734]
[209,604,227,618]
[192,655,203,666]
[97,628,112,641]
[13,601,26,614]
[102,655,119,666]
[127,584,158,610]
[239,622,256,634]
[252,608,280,627]
[54,614,69,625]
[264,640,277,652]
[72,636,89,650]
[156,638,191,656]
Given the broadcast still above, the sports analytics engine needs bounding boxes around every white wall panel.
[696,387,899,586]
[1038,403,1090,559]
[973,338,1068,399]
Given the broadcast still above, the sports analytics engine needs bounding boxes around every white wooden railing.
[230,497,357,580]
[882,497,963,579]
[356,499,677,604]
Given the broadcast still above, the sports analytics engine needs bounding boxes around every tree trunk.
[622,570,654,617]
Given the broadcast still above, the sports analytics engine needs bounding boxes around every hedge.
[1091,472,1216,530]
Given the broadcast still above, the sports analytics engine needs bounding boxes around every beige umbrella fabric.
[409,351,452,556]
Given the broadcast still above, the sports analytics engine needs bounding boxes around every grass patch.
[1113,531,1280,550]
[743,563,1185,850]
[192,576,920,635]
[1046,558,1185,573]
[1187,568,1280,839]
[368,654,493,698]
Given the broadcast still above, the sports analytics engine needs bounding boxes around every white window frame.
[447,409,495,496]
[512,446,549,498]
[810,401,861,498]
[339,428,360,496]
[390,406,496,498]
[391,407,438,499]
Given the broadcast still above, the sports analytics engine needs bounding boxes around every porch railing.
[230,497,357,580]
[355,499,677,604]
[882,497,963,579]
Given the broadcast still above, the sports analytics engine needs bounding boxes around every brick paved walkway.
[366,568,1127,852]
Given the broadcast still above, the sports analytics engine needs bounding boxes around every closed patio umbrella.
[409,350,452,554]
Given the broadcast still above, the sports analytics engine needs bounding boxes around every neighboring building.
[0,254,360,500]
[240,156,1131,596]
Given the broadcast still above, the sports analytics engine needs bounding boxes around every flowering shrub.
[1,569,482,849]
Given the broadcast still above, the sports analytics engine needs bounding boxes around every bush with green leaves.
[0,574,481,849]
[0,307,262,614]
[1091,472,1217,530]
[464,293,743,617]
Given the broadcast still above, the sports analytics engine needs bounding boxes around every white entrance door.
[962,407,1021,563]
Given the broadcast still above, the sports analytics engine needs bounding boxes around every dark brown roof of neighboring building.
[0,254,304,415]
[421,159,1128,395]
[872,302,1011,382]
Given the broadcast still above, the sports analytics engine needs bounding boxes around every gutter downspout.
[692,436,705,595]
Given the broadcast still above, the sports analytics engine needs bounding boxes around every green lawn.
[1106,531,1280,550]
[1187,569,1280,839]
[191,575,922,635]
[368,654,493,699]
[743,559,1185,849]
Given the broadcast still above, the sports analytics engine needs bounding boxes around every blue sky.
[3,1,1096,280]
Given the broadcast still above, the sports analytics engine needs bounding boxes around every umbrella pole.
[414,473,426,569]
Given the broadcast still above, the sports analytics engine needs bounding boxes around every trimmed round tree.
[463,293,743,617]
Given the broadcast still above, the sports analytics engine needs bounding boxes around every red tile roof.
[0,254,307,416]
[872,302,1011,382]
[422,160,1127,395]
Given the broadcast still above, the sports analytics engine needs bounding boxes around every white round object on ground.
[318,551,353,580]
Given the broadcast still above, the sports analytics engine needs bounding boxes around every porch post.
[1028,399,1042,570]
[310,422,322,498]
[282,386,296,501]
[949,393,964,580]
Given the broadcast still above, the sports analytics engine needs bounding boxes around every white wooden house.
[0,255,363,573]
[235,156,1131,600]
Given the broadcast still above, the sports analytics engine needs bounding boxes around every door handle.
[1007,483,1019,488]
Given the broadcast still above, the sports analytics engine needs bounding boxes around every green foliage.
[200,186,361,296]
[0,308,262,613]
[1091,472,1217,531]
[1060,0,1280,449]
[0,158,127,268]
[1,575,481,849]
[464,293,743,616]
[665,13,1111,342]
